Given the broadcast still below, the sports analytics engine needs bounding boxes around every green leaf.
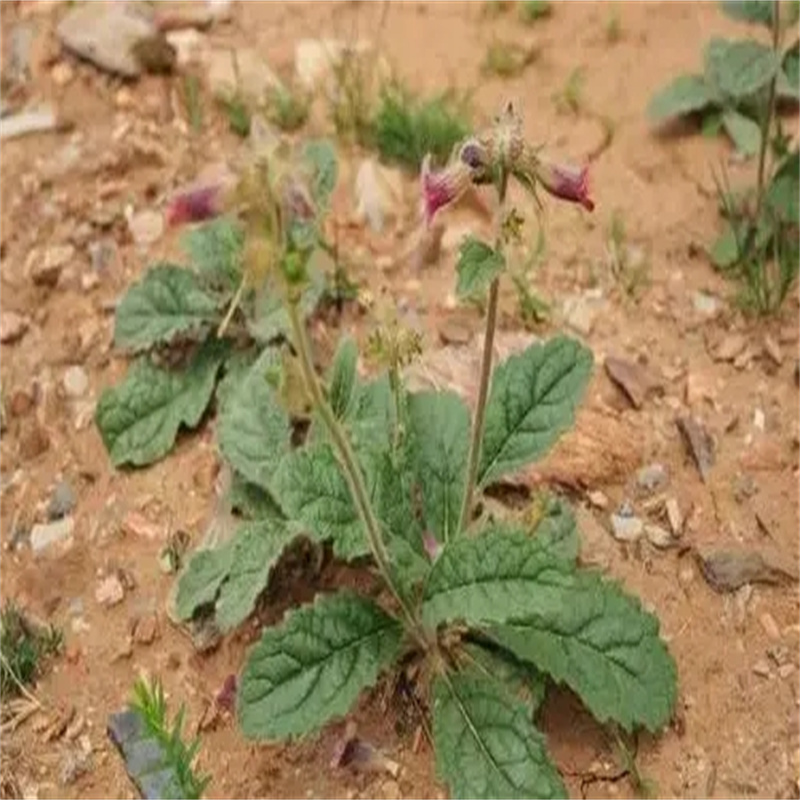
[422,530,676,732]
[271,444,368,560]
[229,472,285,520]
[406,391,470,542]
[216,520,296,631]
[182,217,244,291]
[432,671,566,799]
[722,109,761,156]
[460,642,547,715]
[238,591,403,739]
[328,336,358,419]
[421,528,564,629]
[783,40,799,94]
[766,149,799,224]
[710,223,741,269]
[96,340,227,467]
[302,140,338,207]
[706,39,780,99]
[646,74,714,121]
[487,573,677,733]
[478,336,593,488]
[701,110,724,137]
[175,537,237,620]
[719,0,774,27]
[113,265,221,353]
[455,237,506,299]
[247,262,326,345]
[217,347,291,491]
[530,495,579,565]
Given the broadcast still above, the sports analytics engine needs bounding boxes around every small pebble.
[665,497,682,535]
[587,490,609,509]
[637,462,668,493]
[95,574,124,607]
[63,365,89,399]
[759,612,781,641]
[30,517,74,554]
[610,513,643,542]
[48,481,77,520]
[778,663,795,679]
[752,660,771,678]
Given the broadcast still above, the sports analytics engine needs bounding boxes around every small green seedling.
[482,40,538,79]
[218,92,252,138]
[265,86,310,133]
[129,677,210,799]
[0,602,62,698]
[182,74,204,133]
[605,8,622,44]
[519,0,553,24]
[606,210,650,298]
[553,67,586,115]
[371,82,472,170]
[647,1,799,157]
[161,102,677,799]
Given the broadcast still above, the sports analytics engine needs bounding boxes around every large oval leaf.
[218,348,291,491]
[96,340,227,467]
[432,671,566,799]
[647,74,714,122]
[238,592,403,739]
[406,390,470,542]
[477,336,592,488]
[113,264,221,353]
[422,529,677,732]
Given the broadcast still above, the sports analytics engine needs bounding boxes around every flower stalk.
[286,297,426,644]
[456,169,508,536]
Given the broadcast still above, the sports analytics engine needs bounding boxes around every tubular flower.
[165,183,225,226]
[419,138,488,225]
[514,145,595,211]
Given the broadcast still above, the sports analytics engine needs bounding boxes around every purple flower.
[419,140,487,226]
[165,184,224,227]
[516,149,595,212]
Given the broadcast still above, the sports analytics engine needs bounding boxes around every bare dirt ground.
[1,2,799,798]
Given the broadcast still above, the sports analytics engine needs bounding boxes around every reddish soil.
[1,2,798,799]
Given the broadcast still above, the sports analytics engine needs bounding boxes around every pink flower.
[420,155,473,226]
[523,154,595,212]
[165,184,224,227]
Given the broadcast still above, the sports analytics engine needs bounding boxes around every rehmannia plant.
[160,102,677,798]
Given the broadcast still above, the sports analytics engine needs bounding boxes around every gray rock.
[30,517,75,554]
[48,481,77,521]
[692,291,720,316]
[56,3,158,78]
[63,366,89,399]
[637,462,668,493]
[0,107,59,140]
[562,289,606,336]
[610,513,643,542]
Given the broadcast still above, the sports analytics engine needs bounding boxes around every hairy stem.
[751,0,780,309]
[286,299,424,640]
[457,172,508,536]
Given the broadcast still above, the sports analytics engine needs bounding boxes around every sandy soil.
[1,2,798,798]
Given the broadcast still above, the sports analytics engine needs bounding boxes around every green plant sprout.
[605,8,622,44]
[482,40,538,79]
[553,67,586,115]
[519,0,553,24]
[0,602,62,699]
[140,101,678,799]
[130,677,210,799]
[606,209,650,298]
[647,1,799,157]
[265,85,311,133]
[705,1,799,314]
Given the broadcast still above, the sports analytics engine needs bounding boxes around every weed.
[265,86,310,133]
[701,1,800,313]
[510,227,550,327]
[0,603,62,698]
[130,677,210,799]
[120,101,679,799]
[553,67,585,114]
[647,1,800,158]
[606,210,650,298]
[519,0,553,24]
[371,82,472,170]
[218,92,252,138]
[605,8,622,43]
[482,40,538,79]
[182,74,204,133]
[329,47,377,147]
